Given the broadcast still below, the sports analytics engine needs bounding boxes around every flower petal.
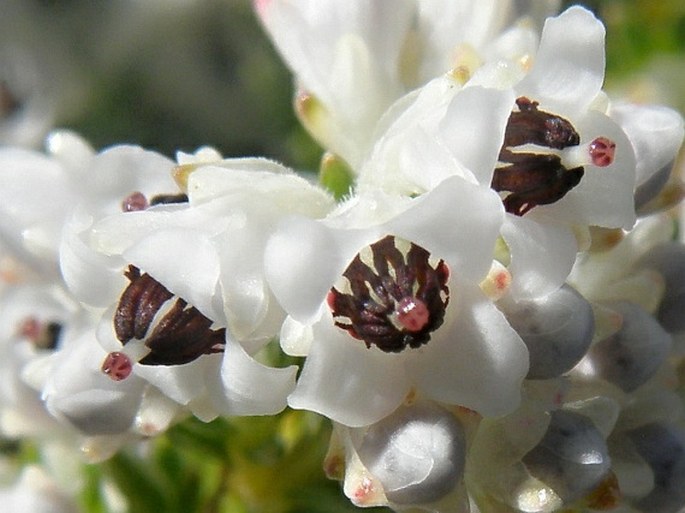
[43,332,144,436]
[288,313,410,427]
[609,102,684,189]
[439,86,516,184]
[123,228,222,322]
[517,6,605,117]
[408,281,528,417]
[501,214,578,299]
[265,215,377,323]
[210,337,297,416]
[537,110,636,229]
[387,176,504,281]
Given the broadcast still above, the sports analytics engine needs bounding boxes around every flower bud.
[582,301,671,392]
[626,422,685,513]
[523,410,611,503]
[354,401,466,506]
[636,242,685,333]
[499,284,594,379]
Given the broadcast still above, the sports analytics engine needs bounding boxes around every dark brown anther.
[149,193,189,206]
[114,265,225,366]
[491,96,583,216]
[492,149,584,216]
[505,97,580,150]
[327,236,449,353]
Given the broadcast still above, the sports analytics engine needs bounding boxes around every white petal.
[517,6,605,117]
[210,337,297,416]
[0,148,73,266]
[417,0,513,80]
[279,315,314,357]
[439,86,516,184]
[86,146,176,209]
[358,77,467,195]
[501,214,578,299]
[259,0,414,165]
[387,176,504,281]
[610,102,684,187]
[187,162,333,217]
[408,282,528,417]
[43,333,144,436]
[123,228,222,321]
[215,218,273,339]
[134,387,182,437]
[538,110,636,228]
[288,314,410,427]
[59,210,126,307]
[265,216,373,323]
[133,359,206,406]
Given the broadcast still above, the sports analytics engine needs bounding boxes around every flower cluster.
[1,2,685,512]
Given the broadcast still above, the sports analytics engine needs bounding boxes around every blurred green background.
[1,1,684,512]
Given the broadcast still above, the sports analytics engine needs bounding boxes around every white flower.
[357,6,683,301]
[57,151,334,424]
[256,0,557,168]
[265,177,528,427]
[0,283,82,441]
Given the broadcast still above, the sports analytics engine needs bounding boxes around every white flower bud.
[355,401,466,506]
[637,243,685,333]
[499,284,594,379]
[626,422,685,513]
[523,410,611,503]
[584,301,671,392]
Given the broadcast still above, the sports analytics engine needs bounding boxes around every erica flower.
[56,150,333,426]
[265,176,528,427]
[357,6,683,301]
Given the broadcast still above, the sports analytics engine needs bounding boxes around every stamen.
[149,193,189,206]
[101,352,133,381]
[491,97,585,216]
[121,191,189,212]
[327,236,449,353]
[121,191,148,212]
[114,265,226,366]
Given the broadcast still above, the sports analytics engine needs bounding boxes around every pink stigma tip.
[102,352,133,381]
[122,191,148,212]
[396,297,430,332]
[589,137,616,167]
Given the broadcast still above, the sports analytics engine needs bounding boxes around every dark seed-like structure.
[491,97,583,216]
[149,193,189,206]
[114,265,225,366]
[326,236,449,353]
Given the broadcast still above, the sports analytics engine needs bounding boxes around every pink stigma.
[101,352,133,381]
[18,317,41,340]
[122,191,148,212]
[396,297,430,332]
[589,137,616,167]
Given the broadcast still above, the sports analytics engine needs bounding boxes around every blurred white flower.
[256,0,558,168]
[0,465,81,513]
